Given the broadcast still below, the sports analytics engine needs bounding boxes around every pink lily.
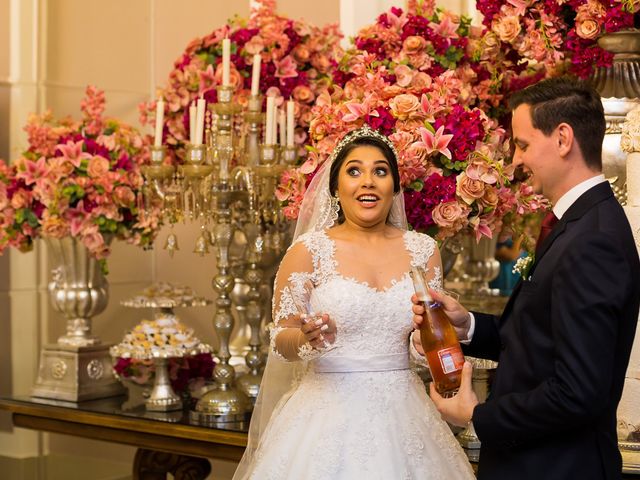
[17,156,47,185]
[57,140,92,168]
[274,55,298,79]
[416,125,453,159]
[429,15,459,39]
[198,64,216,95]
[342,94,378,123]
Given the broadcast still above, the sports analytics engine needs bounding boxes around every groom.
[415,78,640,479]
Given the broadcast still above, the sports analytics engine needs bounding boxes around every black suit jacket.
[464,182,640,480]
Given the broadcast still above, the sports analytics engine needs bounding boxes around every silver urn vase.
[32,237,124,401]
[591,29,640,204]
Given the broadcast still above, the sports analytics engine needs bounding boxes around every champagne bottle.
[410,266,464,396]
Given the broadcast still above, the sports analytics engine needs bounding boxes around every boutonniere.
[513,253,535,281]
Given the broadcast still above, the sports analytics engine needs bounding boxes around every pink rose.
[456,172,486,205]
[432,201,467,229]
[292,85,315,104]
[87,156,110,178]
[114,186,135,207]
[403,35,427,54]
[389,94,421,120]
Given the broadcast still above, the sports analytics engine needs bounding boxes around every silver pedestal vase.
[32,237,124,401]
[460,234,500,297]
[146,357,183,412]
[457,357,497,461]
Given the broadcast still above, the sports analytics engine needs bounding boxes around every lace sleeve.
[406,231,443,290]
[270,240,324,362]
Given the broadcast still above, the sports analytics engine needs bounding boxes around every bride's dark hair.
[328,136,401,196]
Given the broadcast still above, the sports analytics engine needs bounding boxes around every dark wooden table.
[0,396,248,479]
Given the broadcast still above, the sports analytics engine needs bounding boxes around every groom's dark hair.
[509,77,605,170]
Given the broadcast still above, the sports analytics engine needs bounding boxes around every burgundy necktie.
[536,211,559,253]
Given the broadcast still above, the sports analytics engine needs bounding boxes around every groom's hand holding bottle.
[411,289,479,427]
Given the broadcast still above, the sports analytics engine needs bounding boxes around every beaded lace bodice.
[246,229,474,480]
[271,229,441,361]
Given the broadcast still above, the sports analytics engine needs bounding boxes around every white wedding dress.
[241,230,475,480]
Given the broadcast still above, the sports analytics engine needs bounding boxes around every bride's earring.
[330,193,340,218]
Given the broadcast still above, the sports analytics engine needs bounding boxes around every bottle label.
[438,347,464,374]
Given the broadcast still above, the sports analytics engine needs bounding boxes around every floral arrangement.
[276,1,547,240]
[139,0,343,163]
[0,86,161,262]
[478,0,640,79]
[113,353,214,394]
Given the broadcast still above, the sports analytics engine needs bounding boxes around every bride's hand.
[300,313,336,350]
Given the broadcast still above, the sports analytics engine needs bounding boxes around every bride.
[233,125,475,479]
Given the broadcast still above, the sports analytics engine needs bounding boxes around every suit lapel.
[527,182,614,277]
[498,182,614,326]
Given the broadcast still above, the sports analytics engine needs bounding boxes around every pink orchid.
[416,126,453,159]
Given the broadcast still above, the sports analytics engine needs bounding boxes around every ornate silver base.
[145,358,183,412]
[458,422,481,462]
[236,371,262,404]
[621,440,640,474]
[190,386,251,426]
[32,343,124,401]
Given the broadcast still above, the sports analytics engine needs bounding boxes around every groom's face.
[511,104,562,203]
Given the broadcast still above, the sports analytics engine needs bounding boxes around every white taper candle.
[189,102,197,144]
[154,99,164,148]
[251,54,261,96]
[265,96,275,145]
[286,100,295,147]
[222,38,231,87]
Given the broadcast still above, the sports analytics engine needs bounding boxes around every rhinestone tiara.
[328,124,398,164]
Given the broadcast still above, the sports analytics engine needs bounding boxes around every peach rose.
[0,184,7,210]
[456,172,486,205]
[311,54,332,74]
[403,35,427,55]
[244,37,265,55]
[492,15,521,43]
[10,190,30,209]
[576,17,601,40]
[389,94,421,120]
[114,185,135,207]
[41,214,69,238]
[292,85,315,104]
[481,185,499,207]
[394,65,414,88]
[411,72,432,90]
[87,156,110,178]
[432,201,467,229]
[292,44,311,63]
